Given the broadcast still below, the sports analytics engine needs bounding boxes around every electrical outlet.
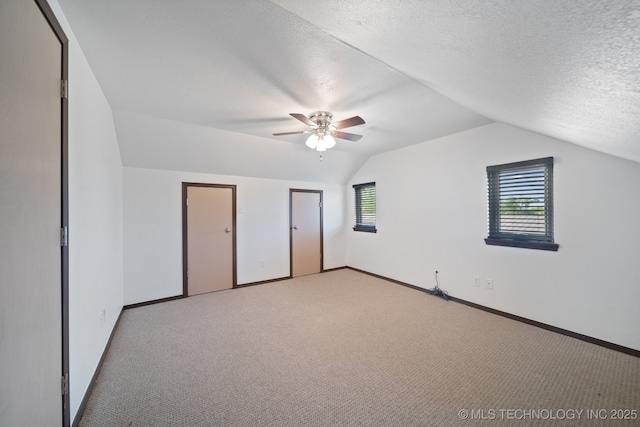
[474,276,480,287]
[99,309,106,325]
[486,278,493,290]
[260,259,266,268]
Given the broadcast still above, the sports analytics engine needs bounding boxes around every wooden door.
[0,0,68,424]
[184,184,236,295]
[290,190,323,277]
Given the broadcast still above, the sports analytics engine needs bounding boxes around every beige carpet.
[78,269,639,426]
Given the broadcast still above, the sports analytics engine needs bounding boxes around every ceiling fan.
[272,111,365,152]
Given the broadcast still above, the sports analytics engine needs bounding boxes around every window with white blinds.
[486,157,558,251]
[353,182,376,233]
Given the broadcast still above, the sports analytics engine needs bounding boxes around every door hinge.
[186,198,189,207]
[319,202,322,208]
[60,226,69,247]
[61,79,68,99]
[61,373,68,395]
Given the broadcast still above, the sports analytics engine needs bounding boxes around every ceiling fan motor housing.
[309,111,334,136]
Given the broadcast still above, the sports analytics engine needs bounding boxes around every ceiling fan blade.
[289,113,314,126]
[332,116,365,130]
[333,131,363,141]
[272,131,307,136]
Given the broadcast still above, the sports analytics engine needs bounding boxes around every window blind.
[353,182,376,232]
[487,157,553,243]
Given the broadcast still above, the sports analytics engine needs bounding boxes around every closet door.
[0,0,66,424]
[290,190,323,277]
[184,184,236,295]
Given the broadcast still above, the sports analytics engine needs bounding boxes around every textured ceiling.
[57,0,640,183]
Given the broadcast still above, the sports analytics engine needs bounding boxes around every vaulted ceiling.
[57,0,640,183]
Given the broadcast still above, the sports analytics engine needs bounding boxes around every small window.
[485,157,558,251]
[353,182,376,233]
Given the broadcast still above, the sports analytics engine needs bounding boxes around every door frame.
[182,183,237,296]
[289,189,324,277]
[32,1,70,425]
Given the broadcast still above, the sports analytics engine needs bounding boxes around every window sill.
[353,226,377,233]
[484,238,559,251]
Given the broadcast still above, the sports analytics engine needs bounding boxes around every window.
[485,157,558,251]
[353,182,376,233]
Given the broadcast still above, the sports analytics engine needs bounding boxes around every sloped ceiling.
[57,0,640,183]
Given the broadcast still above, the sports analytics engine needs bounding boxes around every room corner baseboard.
[237,267,348,288]
[322,266,348,273]
[346,267,639,358]
[72,307,124,427]
[236,276,291,288]
[123,295,184,310]
[347,267,426,293]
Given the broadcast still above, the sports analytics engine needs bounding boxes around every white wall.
[48,1,124,422]
[123,167,347,305]
[347,122,640,351]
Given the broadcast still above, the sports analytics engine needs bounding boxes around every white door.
[0,0,64,424]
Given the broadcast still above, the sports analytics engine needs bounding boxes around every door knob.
[293,225,298,230]
[225,227,232,233]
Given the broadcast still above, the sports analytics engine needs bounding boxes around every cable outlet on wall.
[486,278,493,290]
[474,276,480,287]
[99,309,106,326]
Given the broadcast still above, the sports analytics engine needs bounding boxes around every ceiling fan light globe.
[306,134,318,149]
[316,137,327,151]
[324,134,336,149]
